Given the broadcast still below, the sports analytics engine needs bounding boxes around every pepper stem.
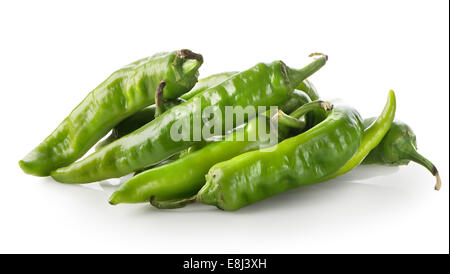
[273,110,306,129]
[406,151,441,191]
[273,100,333,129]
[155,81,166,117]
[176,49,204,62]
[290,100,333,119]
[176,49,203,76]
[435,172,442,191]
[286,53,328,89]
[150,195,197,209]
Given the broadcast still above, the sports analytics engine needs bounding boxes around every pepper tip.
[108,193,120,205]
[177,49,203,63]
[308,52,328,61]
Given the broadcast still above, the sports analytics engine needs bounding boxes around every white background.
[0,0,448,254]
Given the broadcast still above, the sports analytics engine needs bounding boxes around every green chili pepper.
[95,72,237,151]
[327,90,396,179]
[95,99,184,150]
[361,119,441,190]
[284,85,412,192]
[296,79,319,101]
[180,71,238,100]
[111,115,281,205]
[280,89,316,114]
[158,104,363,211]
[135,89,316,177]
[50,54,328,184]
[109,98,330,206]
[19,49,203,177]
[141,89,313,166]
[95,72,318,151]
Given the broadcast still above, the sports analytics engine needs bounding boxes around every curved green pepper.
[109,96,330,205]
[95,72,237,150]
[302,86,439,190]
[19,49,203,176]
[95,99,184,150]
[327,90,396,179]
[95,73,319,151]
[51,54,328,184]
[296,79,319,101]
[186,105,364,211]
[180,71,238,100]
[138,89,314,168]
[361,119,441,190]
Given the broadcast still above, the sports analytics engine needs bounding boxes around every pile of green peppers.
[19,49,441,211]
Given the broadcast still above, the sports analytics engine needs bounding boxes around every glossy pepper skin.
[95,72,238,150]
[169,89,320,168]
[180,71,238,100]
[111,115,283,205]
[361,118,441,190]
[94,99,184,150]
[136,89,314,170]
[96,75,319,151]
[197,105,364,211]
[109,91,314,205]
[19,49,203,176]
[50,55,328,183]
[327,90,396,179]
[296,79,319,101]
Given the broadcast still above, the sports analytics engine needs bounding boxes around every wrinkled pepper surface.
[20,49,203,176]
[197,104,363,211]
[362,118,441,190]
[110,94,329,205]
[51,54,328,183]
[96,74,319,150]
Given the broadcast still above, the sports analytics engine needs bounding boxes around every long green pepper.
[94,98,185,150]
[95,72,242,150]
[281,82,439,190]
[51,54,328,183]
[361,118,441,190]
[19,49,203,176]
[326,90,396,179]
[110,95,331,206]
[96,73,319,151]
[134,89,318,172]
[194,105,364,211]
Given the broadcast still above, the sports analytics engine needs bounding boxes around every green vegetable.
[95,72,236,151]
[19,49,203,176]
[95,72,318,151]
[133,89,314,171]
[95,98,184,150]
[361,119,441,190]
[50,54,328,184]
[327,90,396,179]
[109,97,331,206]
[296,79,319,101]
[157,104,363,211]
[180,71,238,100]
